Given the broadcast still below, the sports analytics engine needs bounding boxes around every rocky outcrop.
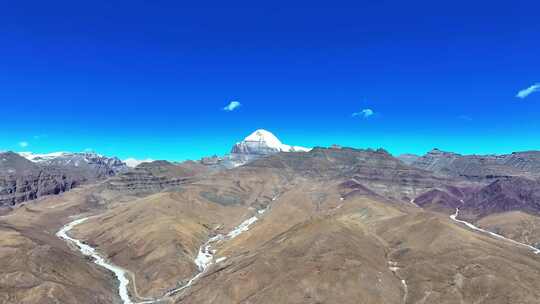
[19,152,128,178]
[0,152,77,207]
[411,149,461,172]
[107,160,207,192]
[397,153,420,165]
[411,149,539,180]
[501,151,540,172]
[0,151,128,208]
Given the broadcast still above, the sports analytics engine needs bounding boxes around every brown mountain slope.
[172,191,540,304]
[414,176,540,220]
[376,211,540,303]
[476,211,540,248]
[72,166,287,299]
[0,185,120,304]
[72,191,250,298]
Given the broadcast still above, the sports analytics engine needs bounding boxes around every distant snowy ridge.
[18,151,128,175]
[123,158,154,168]
[18,151,72,162]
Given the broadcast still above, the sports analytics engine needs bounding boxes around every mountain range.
[2,130,540,304]
[403,148,540,180]
[0,151,127,209]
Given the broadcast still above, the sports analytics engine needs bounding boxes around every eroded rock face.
[397,153,420,165]
[0,152,77,207]
[20,152,128,178]
[0,151,128,207]
[501,151,540,172]
[411,149,540,180]
[411,149,462,172]
[106,160,207,192]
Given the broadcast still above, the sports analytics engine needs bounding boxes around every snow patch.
[194,245,213,271]
[215,257,227,263]
[168,206,269,296]
[387,261,407,303]
[227,215,259,239]
[409,198,419,207]
[401,279,408,303]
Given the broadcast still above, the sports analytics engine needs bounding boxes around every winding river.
[56,217,152,304]
[450,208,540,254]
[57,205,270,304]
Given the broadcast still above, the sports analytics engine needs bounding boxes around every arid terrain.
[3,0,538,302]
[2,131,540,304]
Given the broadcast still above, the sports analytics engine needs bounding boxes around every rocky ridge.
[0,151,127,208]
[247,146,454,202]
[106,160,208,193]
[19,151,128,177]
[0,152,77,207]
[411,148,540,180]
[415,176,540,220]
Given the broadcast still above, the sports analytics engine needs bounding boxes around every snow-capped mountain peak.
[243,129,287,151]
[231,129,311,157]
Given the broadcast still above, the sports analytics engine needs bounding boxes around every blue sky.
[1,1,539,161]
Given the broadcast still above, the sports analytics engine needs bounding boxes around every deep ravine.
[57,203,271,304]
[56,217,154,304]
[165,205,269,297]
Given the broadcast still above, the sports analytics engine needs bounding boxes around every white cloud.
[223,101,241,111]
[33,134,48,140]
[18,141,29,148]
[352,108,374,118]
[516,83,540,99]
[458,115,472,121]
[123,158,154,168]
